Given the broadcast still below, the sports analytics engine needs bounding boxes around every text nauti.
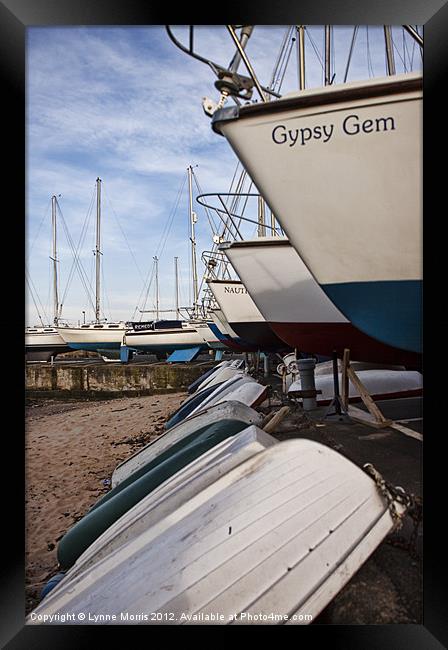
[224,286,247,294]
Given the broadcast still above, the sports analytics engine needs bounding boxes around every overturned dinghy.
[188,378,269,419]
[193,360,245,394]
[46,426,278,584]
[163,379,229,430]
[288,366,423,405]
[186,374,255,416]
[112,401,263,488]
[164,372,251,430]
[29,437,403,624]
[187,360,232,394]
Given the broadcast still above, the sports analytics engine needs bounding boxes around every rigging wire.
[26,269,49,326]
[200,28,299,286]
[58,187,96,316]
[101,261,113,322]
[46,246,51,324]
[57,200,97,315]
[366,26,375,78]
[135,257,156,321]
[192,171,220,237]
[304,27,325,83]
[27,197,52,258]
[390,27,408,72]
[343,26,359,82]
[268,27,294,93]
[136,174,187,319]
[103,188,146,285]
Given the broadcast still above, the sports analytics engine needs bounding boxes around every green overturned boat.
[57,419,250,570]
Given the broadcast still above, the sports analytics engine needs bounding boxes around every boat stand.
[322,352,351,422]
[119,345,134,364]
[166,346,202,363]
[214,349,224,362]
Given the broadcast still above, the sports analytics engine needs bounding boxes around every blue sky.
[26,25,422,326]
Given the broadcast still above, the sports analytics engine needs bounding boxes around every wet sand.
[25,393,186,615]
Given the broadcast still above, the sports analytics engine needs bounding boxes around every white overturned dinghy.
[112,401,263,488]
[188,377,268,419]
[288,363,423,405]
[194,360,245,394]
[29,435,404,625]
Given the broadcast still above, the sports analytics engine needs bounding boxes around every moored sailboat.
[25,327,70,362]
[56,178,126,354]
[26,195,70,361]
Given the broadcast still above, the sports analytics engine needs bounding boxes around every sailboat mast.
[324,26,332,85]
[257,196,266,237]
[384,26,396,75]
[51,195,59,326]
[95,177,102,323]
[188,166,199,318]
[270,209,277,236]
[174,256,180,318]
[296,25,306,90]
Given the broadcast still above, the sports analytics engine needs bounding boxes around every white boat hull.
[208,279,288,350]
[193,321,227,350]
[209,308,256,352]
[212,73,422,355]
[57,325,126,351]
[221,238,421,367]
[25,328,71,361]
[124,326,207,352]
[288,366,423,404]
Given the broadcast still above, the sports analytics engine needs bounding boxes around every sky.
[25,25,422,326]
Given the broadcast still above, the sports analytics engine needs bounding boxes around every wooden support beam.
[263,406,291,434]
[346,365,393,428]
[348,405,393,429]
[260,410,276,429]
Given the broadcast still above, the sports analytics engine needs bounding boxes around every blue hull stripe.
[67,342,121,350]
[208,323,249,348]
[322,280,422,354]
[126,343,208,353]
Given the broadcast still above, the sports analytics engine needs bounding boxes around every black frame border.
[2,0,446,646]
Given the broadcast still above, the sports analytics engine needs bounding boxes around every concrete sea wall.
[26,362,215,399]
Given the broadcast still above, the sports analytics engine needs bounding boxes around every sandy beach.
[25,392,186,614]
